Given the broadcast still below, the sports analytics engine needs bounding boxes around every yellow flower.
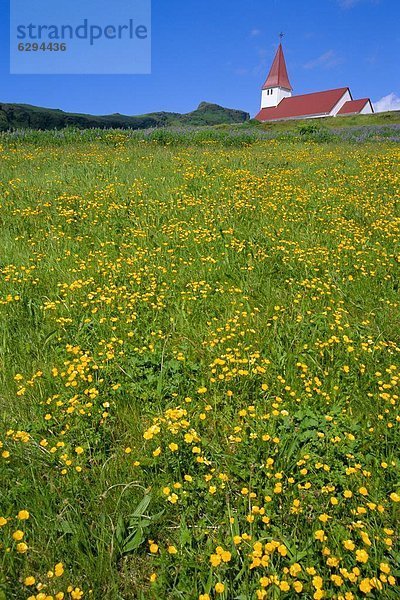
[360,531,371,546]
[17,542,28,553]
[24,576,36,586]
[54,562,64,577]
[293,581,303,593]
[390,492,400,502]
[380,562,390,574]
[343,539,355,550]
[343,490,353,498]
[290,563,302,577]
[168,545,178,554]
[359,579,372,594]
[75,446,84,455]
[17,510,30,520]
[356,549,369,563]
[370,577,382,590]
[0,517,7,526]
[199,595,210,600]
[149,543,159,554]
[358,487,368,496]
[221,550,231,563]
[314,530,326,542]
[12,530,24,541]
[168,443,178,452]
[277,544,287,556]
[150,573,157,582]
[279,581,290,591]
[210,553,221,567]
[318,513,330,523]
[215,582,225,594]
[312,576,323,589]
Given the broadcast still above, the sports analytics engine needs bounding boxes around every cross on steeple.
[279,32,284,41]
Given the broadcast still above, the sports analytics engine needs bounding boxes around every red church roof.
[255,88,350,122]
[337,98,373,115]
[262,44,292,91]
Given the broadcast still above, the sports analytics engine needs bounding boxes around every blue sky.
[1,0,399,116]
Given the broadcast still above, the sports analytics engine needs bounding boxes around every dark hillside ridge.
[0,101,250,131]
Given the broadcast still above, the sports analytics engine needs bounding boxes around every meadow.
[0,129,399,599]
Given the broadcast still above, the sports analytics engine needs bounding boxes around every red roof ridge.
[262,44,293,91]
[279,87,350,102]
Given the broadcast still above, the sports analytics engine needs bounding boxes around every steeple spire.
[262,43,292,91]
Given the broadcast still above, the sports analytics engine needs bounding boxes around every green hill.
[0,101,250,131]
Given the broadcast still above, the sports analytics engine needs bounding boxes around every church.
[255,43,373,122]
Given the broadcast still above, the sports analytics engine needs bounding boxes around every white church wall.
[330,90,352,116]
[261,87,291,109]
[360,102,373,114]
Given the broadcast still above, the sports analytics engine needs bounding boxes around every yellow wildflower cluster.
[0,133,399,597]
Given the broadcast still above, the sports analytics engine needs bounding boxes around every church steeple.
[260,42,293,109]
[262,43,292,91]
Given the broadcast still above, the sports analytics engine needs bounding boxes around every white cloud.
[250,28,261,37]
[303,50,343,70]
[374,93,400,113]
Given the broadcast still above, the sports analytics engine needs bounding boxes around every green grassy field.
[0,131,399,600]
[256,109,400,131]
